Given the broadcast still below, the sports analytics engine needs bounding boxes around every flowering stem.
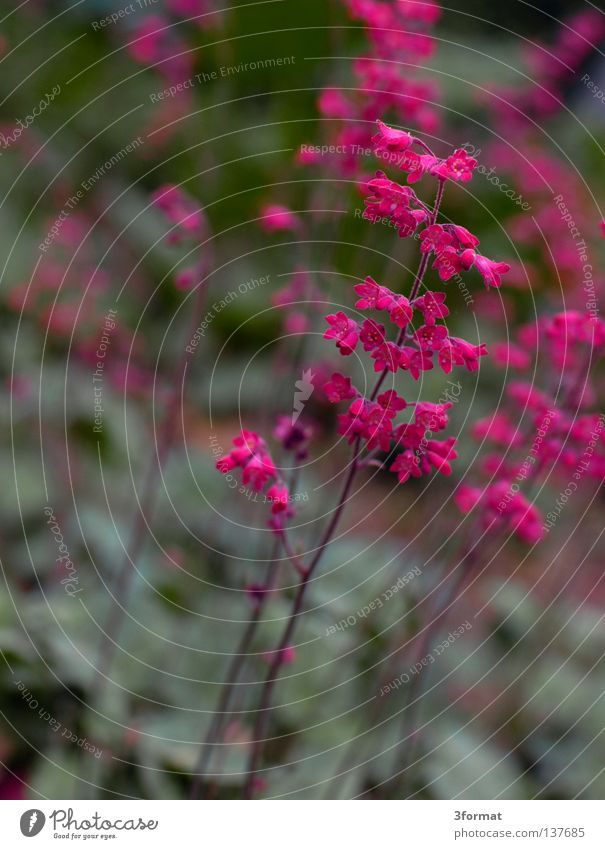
[241,177,448,798]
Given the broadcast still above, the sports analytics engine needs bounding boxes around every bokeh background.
[1,0,605,800]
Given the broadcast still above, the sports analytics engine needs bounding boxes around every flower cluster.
[298,0,442,176]
[455,311,605,544]
[323,367,457,485]
[324,278,487,377]
[216,431,293,527]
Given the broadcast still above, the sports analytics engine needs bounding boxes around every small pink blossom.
[259,203,300,232]
[324,312,360,355]
[323,372,358,403]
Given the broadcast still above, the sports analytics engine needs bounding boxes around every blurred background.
[1,0,605,800]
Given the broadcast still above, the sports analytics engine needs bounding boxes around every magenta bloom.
[372,119,415,154]
[129,16,167,64]
[371,341,402,373]
[414,324,449,351]
[386,295,413,328]
[354,276,393,310]
[390,450,422,483]
[266,483,290,514]
[474,255,511,289]
[259,203,300,232]
[397,346,433,380]
[324,312,360,355]
[363,172,414,220]
[413,291,449,324]
[318,88,354,118]
[414,401,453,431]
[432,148,477,182]
[454,484,483,513]
[377,390,408,417]
[323,372,358,403]
[360,319,386,351]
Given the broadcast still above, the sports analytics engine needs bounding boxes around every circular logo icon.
[19,810,46,837]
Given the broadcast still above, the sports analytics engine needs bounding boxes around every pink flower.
[399,150,440,183]
[324,312,360,355]
[492,342,531,370]
[387,295,413,328]
[421,437,458,475]
[266,482,290,513]
[414,324,448,351]
[413,291,449,324]
[432,246,464,281]
[360,318,386,351]
[399,346,434,379]
[473,255,511,289]
[129,16,167,64]
[438,337,487,373]
[372,119,415,154]
[420,224,453,256]
[354,276,393,310]
[363,172,414,221]
[432,148,477,182]
[259,203,300,232]
[371,341,402,372]
[242,454,277,491]
[390,450,422,483]
[454,484,483,513]
[273,416,312,455]
[174,267,196,289]
[264,646,296,664]
[473,412,523,447]
[448,224,480,249]
[323,372,358,403]
[318,88,354,118]
[377,389,408,417]
[414,401,452,431]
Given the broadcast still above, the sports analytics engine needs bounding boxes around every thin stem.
[386,553,476,798]
[242,439,363,797]
[189,553,280,799]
